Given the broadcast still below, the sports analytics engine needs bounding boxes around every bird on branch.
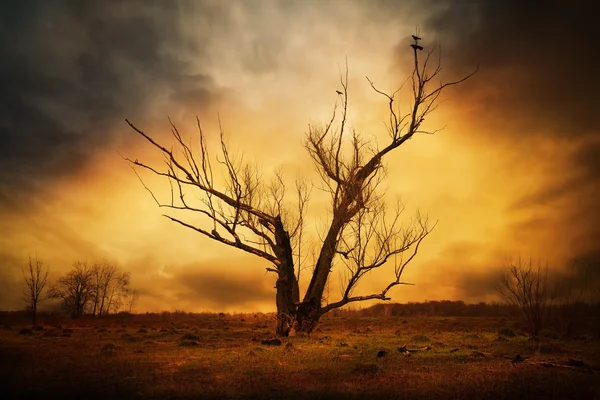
[410,33,423,51]
[211,229,222,239]
[336,90,343,95]
[336,248,353,259]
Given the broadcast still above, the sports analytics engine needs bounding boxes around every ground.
[1,313,599,399]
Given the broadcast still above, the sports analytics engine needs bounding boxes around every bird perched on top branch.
[410,33,423,51]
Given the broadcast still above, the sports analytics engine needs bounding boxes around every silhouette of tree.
[125,35,477,336]
[497,257,551,339]
[50,261,133,318]
[122,288,140,314]
[90,261,130,316]
[49,262,96,318]
[22,255,50,326]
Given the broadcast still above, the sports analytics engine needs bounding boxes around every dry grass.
[1,313,599,399]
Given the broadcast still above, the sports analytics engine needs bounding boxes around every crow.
[410,44,423,51]
[336,90,343,95]
[412,35,422,41]
[337,249,351,259]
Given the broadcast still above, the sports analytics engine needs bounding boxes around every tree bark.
[296,192,360,333]
[272,216,299,337]
[296,216,346,333]
[32,302,37,326]
[295,297,320,333]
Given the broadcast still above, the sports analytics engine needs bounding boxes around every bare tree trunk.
[275,271,297,336]
[273,216,299,337]
[32,302,37,326]
[296,172,380,332]
[91,269,99,317]
[99,284,107,317]
[296,217,345,332]
[22,256,49,327]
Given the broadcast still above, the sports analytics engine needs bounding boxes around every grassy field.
[1,313,599,400]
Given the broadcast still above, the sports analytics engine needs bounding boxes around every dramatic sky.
[1,0,598,313]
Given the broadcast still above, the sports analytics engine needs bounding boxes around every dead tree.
[49,262,96,318]
[104,271,130,315]
[125,35,476,336]
[497,257,551,339]
[122,288,140,314]
[90,262,130,316]
[22,255,50,326]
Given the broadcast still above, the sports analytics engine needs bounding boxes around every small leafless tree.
[90,262,130,316]
[22,255,50,326]
[122,288,140,314]
[125,34,476,336]
[105,271,131,314]
[497,257,551,339]
[49,262,96,318]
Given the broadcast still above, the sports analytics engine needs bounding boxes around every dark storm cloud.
[0,0,427,208]
[0,0,215,207]
[419,1,600,282]
[453,253,600,302]
[422,0,600,136]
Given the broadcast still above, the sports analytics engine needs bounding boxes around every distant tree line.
[330,299,599,322]
[331,300,522,318]
[21,256,139,323]
[333,257,599,341]
[48,261,138,318]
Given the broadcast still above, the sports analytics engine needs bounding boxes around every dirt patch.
[178,340,199,347]
[351,363,382,375]
[180,333,200,341]
[498,328,516,338]
[261,338,282,346]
